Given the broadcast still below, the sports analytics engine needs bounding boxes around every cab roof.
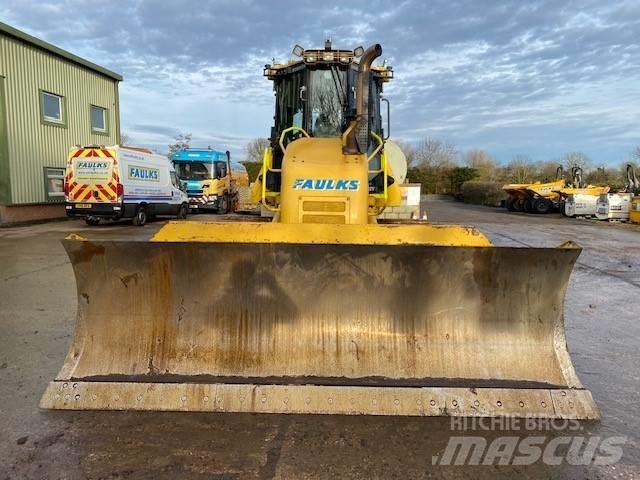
[171,148,228,162]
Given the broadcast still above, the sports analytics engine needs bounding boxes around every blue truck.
[171,148,249,213]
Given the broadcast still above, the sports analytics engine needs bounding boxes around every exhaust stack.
[344,44,382,154]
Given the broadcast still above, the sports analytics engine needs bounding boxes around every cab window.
[276,69,305,132]
[309,68,346,137]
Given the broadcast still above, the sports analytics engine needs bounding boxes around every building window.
[44,167,65,200]
[40,90,66,127]
[90,104,109,135]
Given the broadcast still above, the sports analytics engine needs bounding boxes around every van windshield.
[174,162,213,180]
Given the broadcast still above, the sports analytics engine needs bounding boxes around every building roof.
[0,21,122,81]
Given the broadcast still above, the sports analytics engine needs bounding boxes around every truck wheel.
[506,196,516,211]
[512,198,524,212]
[534,198,553,214]
[85,217,100,226]
[177,203,188,219]
[524,198,535,213]
[132,206,147,226]
[220,194,229,214]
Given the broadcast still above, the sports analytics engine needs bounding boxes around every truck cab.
[171,148,238,213]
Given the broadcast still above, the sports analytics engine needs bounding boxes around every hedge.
[460,181,507,207]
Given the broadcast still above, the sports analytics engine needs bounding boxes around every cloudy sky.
[2,0,639,164]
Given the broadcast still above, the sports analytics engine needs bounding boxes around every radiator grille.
[301,214,345,224]
[299,196,349,224]
[302,201,346,213]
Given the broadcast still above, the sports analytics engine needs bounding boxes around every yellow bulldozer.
[41,42,599,419]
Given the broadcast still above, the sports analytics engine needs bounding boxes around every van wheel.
[132,206,147,226]
[177,203,188,219]
[85,217,100,226]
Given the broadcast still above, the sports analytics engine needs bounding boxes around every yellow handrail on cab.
[261,147,280,212]
[368,131,388,202]
[278,126,310,154]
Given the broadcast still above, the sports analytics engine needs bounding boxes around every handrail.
[368,131,388,202]
[367,131,384,163]
[278,126,310,154]
[261,148,279,212]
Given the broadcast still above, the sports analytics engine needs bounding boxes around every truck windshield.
[174,162,213,180]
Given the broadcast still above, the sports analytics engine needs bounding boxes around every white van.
[64,145,189,226]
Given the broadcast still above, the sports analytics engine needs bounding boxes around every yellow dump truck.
[503,166,565,213]
[41,41,598,420]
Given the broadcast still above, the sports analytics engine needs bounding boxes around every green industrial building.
[0,22,122,224]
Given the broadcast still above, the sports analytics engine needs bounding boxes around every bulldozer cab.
[263,40,392,193]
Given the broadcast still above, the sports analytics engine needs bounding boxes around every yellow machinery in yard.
[625,164,640,224]
[503,166,565,213]
[41,42,599,419]
[560,166,610,218]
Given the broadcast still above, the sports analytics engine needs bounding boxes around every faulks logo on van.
[293,179,360,191]
[77,161,108,169]
[128,165,159,182]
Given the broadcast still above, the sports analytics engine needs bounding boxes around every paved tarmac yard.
[1,199,639,479]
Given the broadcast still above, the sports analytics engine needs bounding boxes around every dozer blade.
[41,223,599,419]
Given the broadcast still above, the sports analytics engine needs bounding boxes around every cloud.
[2,0,640,162]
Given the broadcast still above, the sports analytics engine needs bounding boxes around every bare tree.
[394,140,417,167]
[167,133,192,159]
[463,149,497,181]
[631,147,640,162]
[536,160,563,182]
[245,138,270,163]
[506,155,536,183]
[585,165,620,187]
[414,137,456,168]
[120,132,132,145]
[561,151,591,171]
